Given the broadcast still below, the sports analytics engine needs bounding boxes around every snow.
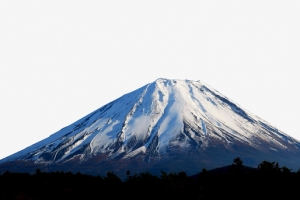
[1,78,299,163]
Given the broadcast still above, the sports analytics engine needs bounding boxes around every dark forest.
[0,158,299,199]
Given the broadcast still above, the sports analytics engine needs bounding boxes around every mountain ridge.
[1,78,300,176]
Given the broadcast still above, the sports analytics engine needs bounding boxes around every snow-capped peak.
[1,79,299,169]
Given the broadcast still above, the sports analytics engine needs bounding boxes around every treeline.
[0,158,299,199]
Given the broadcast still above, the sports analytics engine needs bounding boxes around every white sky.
[0,1,299,160]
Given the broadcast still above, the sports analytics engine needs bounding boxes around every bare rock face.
[1,78,300,176]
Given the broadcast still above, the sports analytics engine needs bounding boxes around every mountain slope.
[1,78,300,176]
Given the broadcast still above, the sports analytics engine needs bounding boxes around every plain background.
[0,1,299,159]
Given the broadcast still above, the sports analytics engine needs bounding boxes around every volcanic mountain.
[1,78,300,176]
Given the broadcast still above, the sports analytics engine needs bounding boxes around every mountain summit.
[1,78,300,176]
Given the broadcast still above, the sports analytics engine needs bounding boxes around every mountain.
[1,78,300,177]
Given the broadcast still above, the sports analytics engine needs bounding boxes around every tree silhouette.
[257,161,280,174]
[233,157,243,166]
[230,157,244,174]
